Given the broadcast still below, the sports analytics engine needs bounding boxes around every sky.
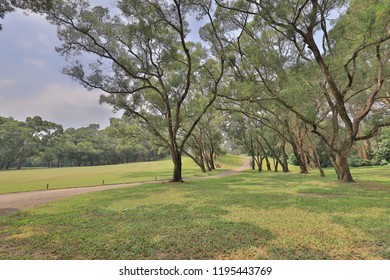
[0,7,120,129]
[0,2,204,129]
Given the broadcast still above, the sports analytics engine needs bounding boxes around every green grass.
[0,164,388,260]
[0,155,245,194]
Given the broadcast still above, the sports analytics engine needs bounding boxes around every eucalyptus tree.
[224,112,278,172]
[3,0,55,28]
[105,116,165,163]
[25,116,64,168]
[36,0,226,181]
[184,109,225,172]
[221,86,313,174]
[216,0,390,182]
[0,117,37,170]
[0,0,13,30]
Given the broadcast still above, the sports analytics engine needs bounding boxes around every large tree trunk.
[205,155,213,171]
[259,157,264,172]
[254,153,263,172]
[251,154,255,170]
[198,161,207,173]
[279,137,289,173]
[209,150,216,170]
[293,149,309,174]
[197,151,207,173]
[248,135,255,170]
[184,150,206,173]
[353,138,371,160]
[307,132,325,177]
[281,160,289,172]
[291,140,309,173]
[265,156,272,171]
[171,148,183,182]
[330,152,355,182]
[288,121,309,174]
[273,158,279,172]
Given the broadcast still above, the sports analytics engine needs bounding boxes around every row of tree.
[225,113,390,175]
[1,111,388,173]
[2,0,389,182]
[212,0,389,182]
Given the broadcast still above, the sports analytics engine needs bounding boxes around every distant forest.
[0,115,168,170]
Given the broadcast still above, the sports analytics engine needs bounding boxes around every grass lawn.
[0,163,389,260]
[0,155,245,194]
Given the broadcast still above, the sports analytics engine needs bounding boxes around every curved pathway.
[0,160,250,216]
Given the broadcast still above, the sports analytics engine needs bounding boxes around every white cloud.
[0,79,16,88]
[18,33,55,50]
[0,82,118,128]
[18,36,33,48]
[39,83,99,106]
[0,9,118,128]
[24,58,48,69]
[37,33,54,49]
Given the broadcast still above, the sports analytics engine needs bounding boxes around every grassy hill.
[0,155,246,194]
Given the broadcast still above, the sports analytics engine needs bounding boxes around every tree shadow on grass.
[113,204,274,259]
[0,202,274,260]
[1,176,388,260]
[331,215,390,259]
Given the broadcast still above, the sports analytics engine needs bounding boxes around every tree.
[25,116,64,168]
[184,109,225,172]
[224,112,282,172]
[0,117,36,170]
[41,148,56,168]
[38,0,225,182]
[0,0,13,30]
[2,0,56,30]
[216,0,390,182]
[105,116,165,163]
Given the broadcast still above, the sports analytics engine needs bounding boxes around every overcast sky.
[0,2,203,129]
[0,7,120,129]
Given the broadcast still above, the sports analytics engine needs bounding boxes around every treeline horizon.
[0,115,169,170]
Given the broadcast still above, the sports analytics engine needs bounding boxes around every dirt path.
[0,160,250,216]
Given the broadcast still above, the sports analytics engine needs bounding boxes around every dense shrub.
[348,155,373,167]
[288,153,298,165]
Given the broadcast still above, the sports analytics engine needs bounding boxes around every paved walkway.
[0,161,249,216]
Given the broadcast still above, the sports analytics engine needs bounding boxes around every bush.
[348,155,373,167]
[288,153,298,165]
[372,128,390,162]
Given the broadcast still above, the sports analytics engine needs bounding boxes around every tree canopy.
[214,0,389,182]
[32,0,226,182]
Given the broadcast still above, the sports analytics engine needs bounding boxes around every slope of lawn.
[0,155,245,194]
[0,165,388,260]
